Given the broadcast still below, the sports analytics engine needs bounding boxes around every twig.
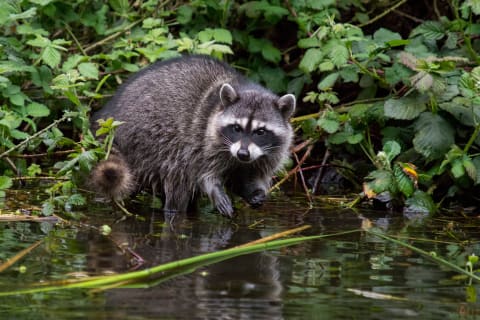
[8,150,75,159]
[0,114,71,160]
[393,9,424,23]
[64,23,87,56]
[358,0,409,28]
[311,149,331,195]
[84,20,142,53]
[270,142,313,192]
[11,176,69,181]
[234,225,311,248]
[0,240,43,273]
[293,150,312,203]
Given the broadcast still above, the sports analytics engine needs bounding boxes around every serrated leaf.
[299,48,323,73]
[411,21,445,40]
[42,46,61,68]
[413,112,455,160]
[0,176,13,190]
[212,28,232,44]
[404,190,437,214]
[394,164,415,197]
[317,118,339,133]
[472,156,480,184]
[411,71,434,92]
[384,94,428,120]
[463,156,477,181]
[67,193,86,206]
[318,72,339,90]
[78,62,99,79]
[327,131,349,144]
[347,133,363,144]
[26,102,50,117]
[42,201,55,216]
[439,99,480,126]
[10,129,30,140]
[451,159,465,178]
[329,44,349,67]
[298,37,320,48]
[261,44,281,63]
[373,28,402,44]
[364,169,395,194]
[383,140,401,162]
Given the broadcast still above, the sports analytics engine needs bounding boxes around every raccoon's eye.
[233,124,243,132]
[254,128,266,136]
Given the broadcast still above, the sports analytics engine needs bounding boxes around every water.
[1,188,480,319]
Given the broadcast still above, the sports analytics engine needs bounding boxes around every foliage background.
[1,0,480,215]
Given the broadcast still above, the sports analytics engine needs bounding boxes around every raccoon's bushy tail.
[90,153,134,200]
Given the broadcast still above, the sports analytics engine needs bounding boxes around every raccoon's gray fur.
[91,55,295,217]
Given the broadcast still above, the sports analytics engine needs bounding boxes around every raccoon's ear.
[277,94,296,119]
[220,83,238,107]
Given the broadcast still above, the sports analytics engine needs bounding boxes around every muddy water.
[1,189,480,319]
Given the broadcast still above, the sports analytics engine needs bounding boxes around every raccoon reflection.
[91,55,295,217]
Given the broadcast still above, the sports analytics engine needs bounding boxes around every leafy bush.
[0,0,479,215]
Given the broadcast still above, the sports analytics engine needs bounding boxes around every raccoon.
[91,55,295,217]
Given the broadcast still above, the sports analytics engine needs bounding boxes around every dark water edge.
[1,187,480,319]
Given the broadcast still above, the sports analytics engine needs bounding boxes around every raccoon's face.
[219,117,282,163]
[215,83,295,163]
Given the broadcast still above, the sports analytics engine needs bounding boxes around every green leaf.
[298,37,320,48]
[463,156,477,181]
[411,21,445,40]
[404,190,437,214]
[212,28,233,45]
[0,176,13,190]
[78,62,99,79]
[317,118,339,133]
[10,129,30,140]
[176,5,193,24]
[451,158,465,178]
[261,44,281,63]
[42,46,61,68]
[413,112,455,160]
[67,193,86,206]
[42,201,55,216]
[347,133,363,144]
[329,44,349,67]
[472,156,480,184]
[383,140,401,163]
[393,164,415,197]
[373,28,402,45]
[299,48,323,73]
[317,73,339,90]
[26,102,50,117]
[365,169,395,194]
[384,94,428,120]
[439,98,480,127]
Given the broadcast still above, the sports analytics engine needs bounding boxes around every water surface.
[1,189,479,319]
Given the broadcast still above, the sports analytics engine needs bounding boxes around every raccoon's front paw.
[246,189,266,208]
[215,195,235,218]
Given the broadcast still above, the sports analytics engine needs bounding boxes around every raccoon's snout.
[237,148,250,162]
[230,141,263,162]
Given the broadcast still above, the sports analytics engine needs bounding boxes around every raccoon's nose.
[237,149,250,162]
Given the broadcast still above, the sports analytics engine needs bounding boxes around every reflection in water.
[1,193,480,319]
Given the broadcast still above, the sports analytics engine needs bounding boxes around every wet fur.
[90,55,295,217]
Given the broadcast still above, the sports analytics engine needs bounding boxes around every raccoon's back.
[92,55,241,131]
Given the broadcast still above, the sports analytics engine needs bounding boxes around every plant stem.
[464,123,480,153]
[0,114,71,160]
[357,0,409,28]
